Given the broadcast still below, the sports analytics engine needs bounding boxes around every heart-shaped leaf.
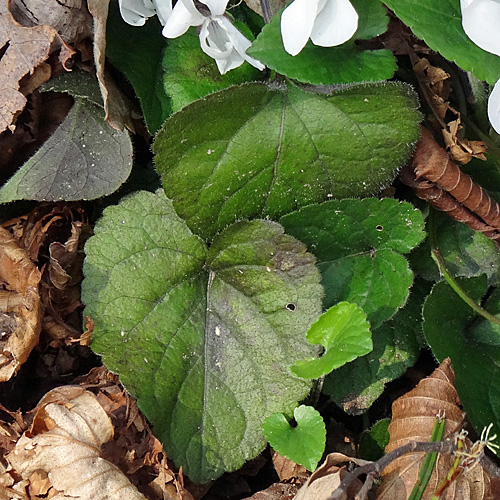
[82,189,323,483]
[262,405,326,471]
[153,82,421,241]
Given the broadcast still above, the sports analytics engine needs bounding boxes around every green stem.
[428,209,500,327]
[408,416,446,500]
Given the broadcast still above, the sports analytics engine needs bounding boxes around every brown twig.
[328,439,459,500]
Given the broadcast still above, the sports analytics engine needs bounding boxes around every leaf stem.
[428,209,500,327]
[431,248,500,326]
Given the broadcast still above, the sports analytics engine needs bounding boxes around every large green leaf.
[247,0,395,85]
[423,276,500,448]
[280,198,426,328]
[106,1,170,134]
[384,0,500,85]
[163,26,263,113]
[82,190,323,483]
[154,82,421,241]
[0,72,132,202]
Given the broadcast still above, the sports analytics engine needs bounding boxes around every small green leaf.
[384,0,500,85]
[163,27,263,112]
[359,418,390,461]
[262,405,326,471]
[106,1,170,133]
[82,190,323,482]
[281,198,426,327]
[154,82,421,241]
[0,72,132,202]
[423,275,500,450]
[248,0,395,85]
[323,280,428,414]
[292,302,372,379]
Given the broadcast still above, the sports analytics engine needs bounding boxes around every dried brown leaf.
[294,453,366,500]
[7,386,148,500]
[0,0,75,133]
[0,226,42,381]
[272,451,309,483]
[243,0,286,17]
[377,358,491,500]
[9,0,93,43]
[86,0,135,132]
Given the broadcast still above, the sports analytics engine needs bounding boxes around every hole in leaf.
[376,225,384,231]
[286,303,296,312]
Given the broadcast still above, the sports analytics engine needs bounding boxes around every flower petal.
[119,0,156,26]
[281,0,321,56]
[488,78,500,134]
[199,18,233,59]
[223,19,266,70]
[154,0,172,25]
[162,0,204,38]
[462,0,500,57]
[310,0,358,47]
[200,0,230,16]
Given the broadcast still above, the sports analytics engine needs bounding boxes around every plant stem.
[259,0,271,22]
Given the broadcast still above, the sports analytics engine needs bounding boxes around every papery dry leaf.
[86,0,135,132]
[294,453,367,500]
[272,451,309,482]
[377,358,491,500]
[241,482,298,500]
[243,0,286,18]
[9,0,93,43]
[0,226,42,381]
[0,0,74,133]
[7,386,148,500]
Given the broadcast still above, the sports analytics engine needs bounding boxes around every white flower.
[162,0,265,74]
[119,0,172,27]
[281,0,358,56]
[461,0,500,133]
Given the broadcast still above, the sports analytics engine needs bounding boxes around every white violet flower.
[461,0,500,133]
[119,0,172,27]
[162,0,265,75]
[281,0,359,56]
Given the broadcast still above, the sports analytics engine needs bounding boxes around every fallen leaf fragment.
[0,0,74,133]
[87,0,135,132]
[377,358,491,500]
[0,226,42,381]
[294,453,366,500]
[7,386,148,500]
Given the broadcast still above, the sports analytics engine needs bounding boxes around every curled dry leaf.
[402,127,500,242]
[294,453,367,500]
[377,358,491,500]
[7,386,148,500]
[0,0,75,133]
[0,226,42,382]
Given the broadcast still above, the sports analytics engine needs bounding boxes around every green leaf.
[106,1,170,134]
[82,190,323,483]
[384,0,500,86]
[154,82,421,241]
[0,72,132,202]
[262,405,326,471]
[292,302,372,379]
[410,211,500,285]
[281,198,426,327]
[323,280,428,414]
[423,275,500,450]
[163,26,263,113]
[248,0,394,85]
[358,418,390,461]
